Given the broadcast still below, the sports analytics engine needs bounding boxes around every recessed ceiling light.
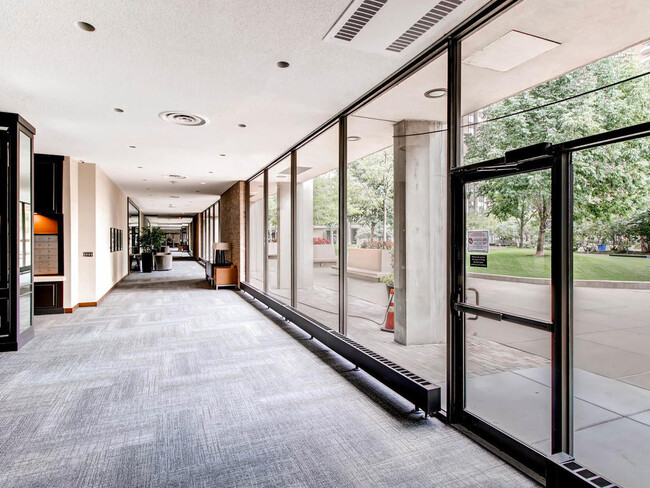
[76,21,95,32]
[170,195,181,198]
[219,154,226,157]
[159,111,208,127]
[142,179,147,181]
[200,182,206,185]
[167,174,186,179]
[463,30,560,72]
[113,108,124,113]
[209,171,214,174]
[276,61,290,68]
[129,145,136,149]
[424,88,447,99]
[137,166,143,169]
[195,190,200,193]
[347,136,361,142]
[238,124,247,128]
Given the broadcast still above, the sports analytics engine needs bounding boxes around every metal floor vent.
[330,330,433,386]
[386,0,463,53]
[560,460,618,487]
[333,0,387,42]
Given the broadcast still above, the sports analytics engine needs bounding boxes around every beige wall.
[66,161,127,306]
[77,163,97,303]
[94,166,128,299]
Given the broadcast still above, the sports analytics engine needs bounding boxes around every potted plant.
[139,227,165,273]
[381,273,394,298]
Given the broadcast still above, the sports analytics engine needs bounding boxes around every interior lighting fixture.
[276,61,290,68]
[347,136,361,142]
[76,21,95,32]
[424,88,447,98]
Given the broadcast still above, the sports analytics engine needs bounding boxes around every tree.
[312,171,339,228]
[465,48,650,254]
[347,148,394,243]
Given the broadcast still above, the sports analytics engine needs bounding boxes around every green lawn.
[468,247,650,281]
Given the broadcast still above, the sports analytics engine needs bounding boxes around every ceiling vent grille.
[386,0,463,53]
[333,0,388,42]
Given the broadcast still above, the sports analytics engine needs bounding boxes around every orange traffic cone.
[382,288,395,333]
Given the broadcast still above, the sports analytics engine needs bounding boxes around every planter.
[141,252,154,273]
[348,248,392,272]
[313,243,337,266]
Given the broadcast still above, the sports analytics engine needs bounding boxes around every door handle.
[466,287,479,321]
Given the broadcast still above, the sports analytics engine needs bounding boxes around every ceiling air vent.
[159,111,208,127]
[386,0,464,53]
[333,0,387,42]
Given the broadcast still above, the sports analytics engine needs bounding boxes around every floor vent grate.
[386,0,463,53]
[334,0,388,42]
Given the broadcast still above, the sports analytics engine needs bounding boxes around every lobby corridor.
[0,261,537,487]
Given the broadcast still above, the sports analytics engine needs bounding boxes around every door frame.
[447,121,650,483]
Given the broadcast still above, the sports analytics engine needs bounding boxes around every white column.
[394,120,447,345]
[277,182,292,289]
[296,180,314,289]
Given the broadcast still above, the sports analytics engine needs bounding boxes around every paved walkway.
[0,261,539,487]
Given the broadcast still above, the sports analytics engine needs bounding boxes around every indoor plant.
[139,226,165,272]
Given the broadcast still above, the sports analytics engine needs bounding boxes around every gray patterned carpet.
[0,261,539,487]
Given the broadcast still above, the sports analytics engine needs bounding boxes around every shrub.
[360,239,394,250]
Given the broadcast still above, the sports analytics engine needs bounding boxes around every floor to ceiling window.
[295,125,339,330]
[345,50,449,394]
[248,174,265,290]
[267,157,291,304]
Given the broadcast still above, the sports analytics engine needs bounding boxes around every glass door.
[450,152,558,473]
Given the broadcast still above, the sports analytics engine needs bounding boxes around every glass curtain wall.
[345,51,448,391]
[296,125,339,330]
[248,174,265,289]
[267,157,291,304]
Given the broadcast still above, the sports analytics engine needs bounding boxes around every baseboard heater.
[240,282,441,416]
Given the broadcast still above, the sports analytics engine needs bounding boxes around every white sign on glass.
[467,230,490,253]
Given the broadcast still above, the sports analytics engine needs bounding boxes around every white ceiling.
[0,0,490,215]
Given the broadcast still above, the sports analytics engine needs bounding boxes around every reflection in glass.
[267,158,291,304]
[296,126,339,330]
[248,175,265,290]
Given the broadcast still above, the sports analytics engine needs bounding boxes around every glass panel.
[19,269,32,331]
[465,170,552,322]
[19,131,31,204]
[572,138,650,488]
[466,317,551,454]
[344,51,449,395]
[248,175,265,289]
[296,125,339,330]
[267,157,291,304]
[461,1,650,166]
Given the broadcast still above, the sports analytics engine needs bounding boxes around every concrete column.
[394,120,447,345]
[296,180,314,289]
[277,182,291,290]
